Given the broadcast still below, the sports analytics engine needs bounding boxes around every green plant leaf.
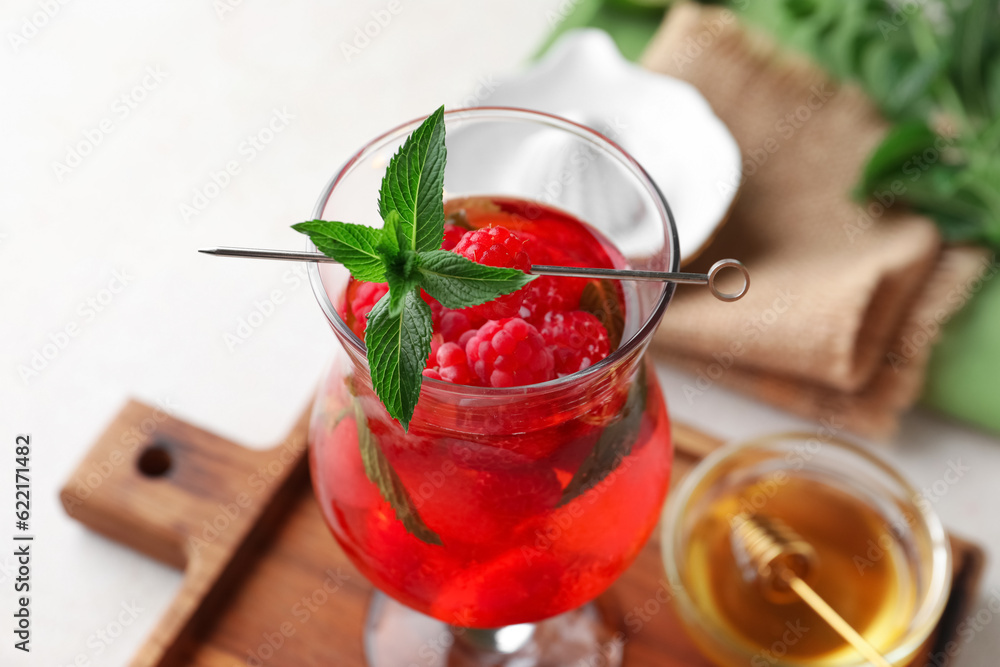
[859,40,905,111]
[824,1,865,78]
[558,365,647,506]
[986,60,1000,123]
[731,0,1000,250]
[384,250,420,317]
[415,250,536,310]
[353,399,442,545]
[378,106,447,253]
[379,209,406,258]
[856,120,938,196]
[292,219,386,282]
[884,57,946,118]
[365,290,433,430]
[953,0,992,121]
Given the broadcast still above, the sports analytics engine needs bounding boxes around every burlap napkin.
[644,3,990,438]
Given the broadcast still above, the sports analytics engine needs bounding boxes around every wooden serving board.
[60,401,985,666]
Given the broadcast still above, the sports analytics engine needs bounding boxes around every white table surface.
[2,2,997,665]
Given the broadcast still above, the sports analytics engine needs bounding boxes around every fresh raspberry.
[418,289,446,328]
[453,226,532,320]
[424,337,476,386]
[423,333,442,377]
[457,328,478,348]
[435,342,474,385]
[439,310,475,343]
[540,311,611,376]
[518,276,588,325]
[465,318,555,388]
[348,280,389,338]
[441,223,466,251]
[429,333,443,363]
[407,452,562,563]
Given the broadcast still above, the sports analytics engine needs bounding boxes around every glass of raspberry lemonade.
[307,109,679,666]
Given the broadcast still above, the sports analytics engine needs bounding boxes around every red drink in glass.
[310,196,673,628]
[306,108,680,665]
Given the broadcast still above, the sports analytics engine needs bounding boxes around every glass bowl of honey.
[662,432,952,667]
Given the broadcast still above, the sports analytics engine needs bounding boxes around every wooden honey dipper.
[730,513,893,667]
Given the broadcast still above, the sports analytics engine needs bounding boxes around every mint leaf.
[292,219,386,283]
[378,106,446,253]
[365,290,433,429]
[294,108,544,434]
[416,250,536,310]
[353,398,442,545]
[384,250,419,317]
[558,366,647,507]
[379,209,406,257]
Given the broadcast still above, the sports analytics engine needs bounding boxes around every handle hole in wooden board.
[137,444,173,477]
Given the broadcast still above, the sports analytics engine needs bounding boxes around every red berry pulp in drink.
[312,196,672,628]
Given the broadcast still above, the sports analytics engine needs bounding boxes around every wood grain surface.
[60,402,984,666]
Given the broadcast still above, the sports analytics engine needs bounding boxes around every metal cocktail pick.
[730,513,893,667]
[198,247,750,302]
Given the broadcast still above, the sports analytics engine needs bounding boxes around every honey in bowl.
[685,476,915,663]
[663,433,952,667]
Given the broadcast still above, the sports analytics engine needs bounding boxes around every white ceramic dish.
[479,29,742,264]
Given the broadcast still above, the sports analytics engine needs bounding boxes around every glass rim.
[306,106,680,397]
[661,431,953,666]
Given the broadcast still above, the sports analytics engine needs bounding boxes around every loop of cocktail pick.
[198,247,750,302]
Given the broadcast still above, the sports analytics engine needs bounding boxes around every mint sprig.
[558,365,647,507]
[365,290,433,429]
[294,106,537,426]
[351,396,442,545]
[378,105,448,253]
[293,107,539,546]
[416,250,536,310]
[291,219,386,282]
